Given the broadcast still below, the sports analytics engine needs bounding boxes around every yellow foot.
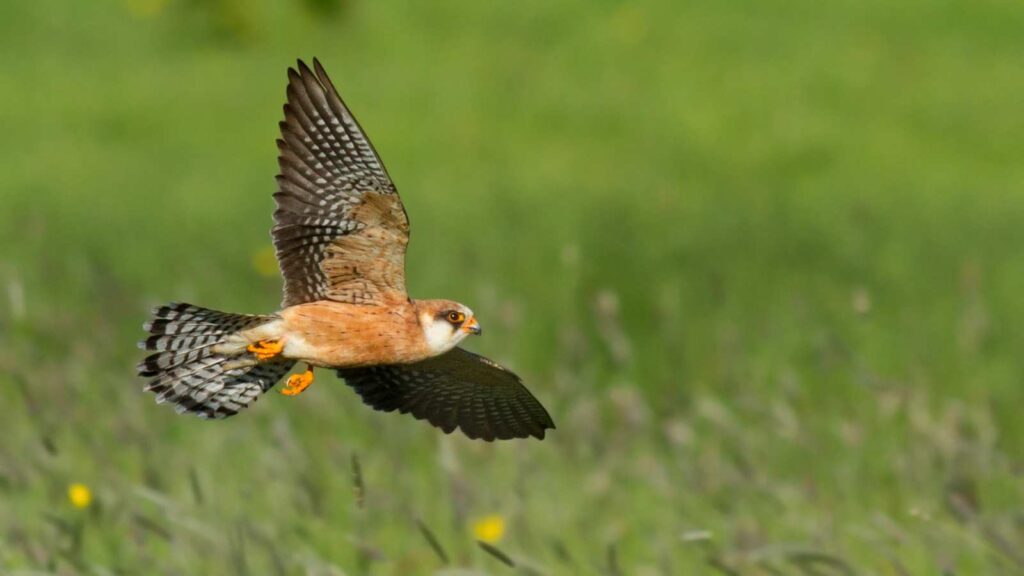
[247,339,284,361]
[281,365,314,396]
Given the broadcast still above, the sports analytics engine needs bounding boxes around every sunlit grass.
[1,0,1023,573]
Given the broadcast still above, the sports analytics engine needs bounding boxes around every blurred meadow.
[2,0,1024,573]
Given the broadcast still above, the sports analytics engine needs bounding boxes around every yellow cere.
[67,483,92,509]
[472,514,506,544]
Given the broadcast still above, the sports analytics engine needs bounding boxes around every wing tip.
[453,417,555,442]
[312,57,335,90]
[295,58,315,77]
[531,420,556,441]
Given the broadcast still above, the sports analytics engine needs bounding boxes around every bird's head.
[416,299,482,354]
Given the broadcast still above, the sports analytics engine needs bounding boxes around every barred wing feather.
[273,59,410,307]
[338,348,555,441]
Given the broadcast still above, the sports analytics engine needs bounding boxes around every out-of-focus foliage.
[123,0,349,43]
[1,0,1023,573]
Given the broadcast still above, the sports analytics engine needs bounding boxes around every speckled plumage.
[137,59,554,441]
[274,60,408,308]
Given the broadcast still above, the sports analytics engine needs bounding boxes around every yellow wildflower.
[472,514,506,544]
[67,483,92,509]
[252,246,279,278]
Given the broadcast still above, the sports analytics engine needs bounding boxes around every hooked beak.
[461,316,482,335]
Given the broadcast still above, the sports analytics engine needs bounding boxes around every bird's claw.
[247,339,284,361]
[281,366,314,396]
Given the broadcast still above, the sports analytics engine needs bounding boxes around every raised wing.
[338,348,555,441]
[273,58,410,308]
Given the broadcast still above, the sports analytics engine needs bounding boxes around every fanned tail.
[137,303,294,419]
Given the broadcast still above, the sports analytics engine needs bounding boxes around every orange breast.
[279,300,430,368]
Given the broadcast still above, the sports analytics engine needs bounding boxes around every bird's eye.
[447,311,465,324]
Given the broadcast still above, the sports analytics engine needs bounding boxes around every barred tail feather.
[138,303,294,419]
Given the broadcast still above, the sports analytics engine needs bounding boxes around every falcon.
[138,59,554,441]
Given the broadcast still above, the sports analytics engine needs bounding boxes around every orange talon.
[247,339,284,361]
[281,365,314,396]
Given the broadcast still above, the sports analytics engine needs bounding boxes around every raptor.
[138,59,554,441]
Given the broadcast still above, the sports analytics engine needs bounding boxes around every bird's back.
[278,300,428,368]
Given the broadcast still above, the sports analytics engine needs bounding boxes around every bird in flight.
[138,59,554,441]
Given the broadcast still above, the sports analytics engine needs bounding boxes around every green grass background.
[1,0,1023,573]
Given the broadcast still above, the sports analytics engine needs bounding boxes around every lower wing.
[338,347,555,441]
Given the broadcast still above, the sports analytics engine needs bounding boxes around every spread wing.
[337,348,555,441]
[273,58,410,308]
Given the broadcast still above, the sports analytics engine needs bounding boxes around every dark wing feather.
[338,348,555,441]
[273,58,410,308]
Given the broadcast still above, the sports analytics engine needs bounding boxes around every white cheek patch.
[422,314,456,354]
